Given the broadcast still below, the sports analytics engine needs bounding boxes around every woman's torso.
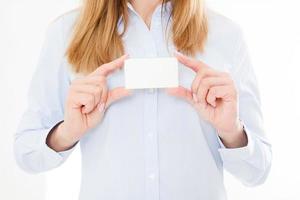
[58,3,242,200]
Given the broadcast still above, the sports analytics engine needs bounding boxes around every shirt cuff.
[217,122,256,162]
[40,121,77,163]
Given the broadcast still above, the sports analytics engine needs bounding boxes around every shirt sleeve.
[217,26,272,186]
[14,17,76,174]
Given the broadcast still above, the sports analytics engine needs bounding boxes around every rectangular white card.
[124,57,179,89]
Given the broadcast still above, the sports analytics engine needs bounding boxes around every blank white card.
[124,57,179,89]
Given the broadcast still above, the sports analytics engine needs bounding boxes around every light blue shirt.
[14,2,272,200]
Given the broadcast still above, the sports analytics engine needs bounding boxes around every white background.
[1,0,299,199]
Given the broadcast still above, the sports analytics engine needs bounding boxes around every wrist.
[218,121,248,148]
[46,122,78,152]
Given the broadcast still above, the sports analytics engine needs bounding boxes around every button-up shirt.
[14,2,272,200]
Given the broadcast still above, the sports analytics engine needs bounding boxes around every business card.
[124,57,179,89]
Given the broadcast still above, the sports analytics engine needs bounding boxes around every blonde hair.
[66,0,208,74]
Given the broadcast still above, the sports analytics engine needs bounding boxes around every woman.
[14,0,272,199]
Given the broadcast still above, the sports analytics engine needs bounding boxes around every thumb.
[106,87,133,108]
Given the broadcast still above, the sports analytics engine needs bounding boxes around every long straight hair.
[66,0,208,74]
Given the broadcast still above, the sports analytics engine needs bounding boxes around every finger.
[92,54,129,77]
[206,89,217,107]
[195,76,232,104]
[191,69,225,94]
[96,102,105,113]
[174,51,205,73]
[96,87,108,113]
[196,81,209,105]
[106,87,133,108]
[72,92,96,114]
[72,84,102,106]
[206,85,236,107]
[100,85,108,104]
[165,86,194,105]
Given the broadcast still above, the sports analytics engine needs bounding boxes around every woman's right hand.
[47,55,132,152]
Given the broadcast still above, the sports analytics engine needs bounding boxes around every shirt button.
[148,173,155,180]
[148,88,155,93]
[147,131,153,137]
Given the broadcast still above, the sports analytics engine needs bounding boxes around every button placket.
[140,6,162,200]
[143,84,159,200]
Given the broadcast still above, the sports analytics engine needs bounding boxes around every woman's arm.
[14,16,132,173]
[217,27,272,186]
[14,17,74,173]
[167,27,272,186]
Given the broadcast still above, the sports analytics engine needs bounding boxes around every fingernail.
[173,49,182,56]
[212,102,216,107]
[193,93,198,102]
[98,103,105,112]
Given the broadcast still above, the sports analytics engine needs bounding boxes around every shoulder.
[206,9,244,41]
[203,9,249,73]
[50,8,80,30]
[205,9,246,56]
[40,9,81,79]
[205,9,247,64]
[46,8,81,46]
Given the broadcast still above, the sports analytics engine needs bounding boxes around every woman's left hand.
[166,52,247,148]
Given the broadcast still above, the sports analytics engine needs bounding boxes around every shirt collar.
[118,1,172,27]
[126,1,172,16]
